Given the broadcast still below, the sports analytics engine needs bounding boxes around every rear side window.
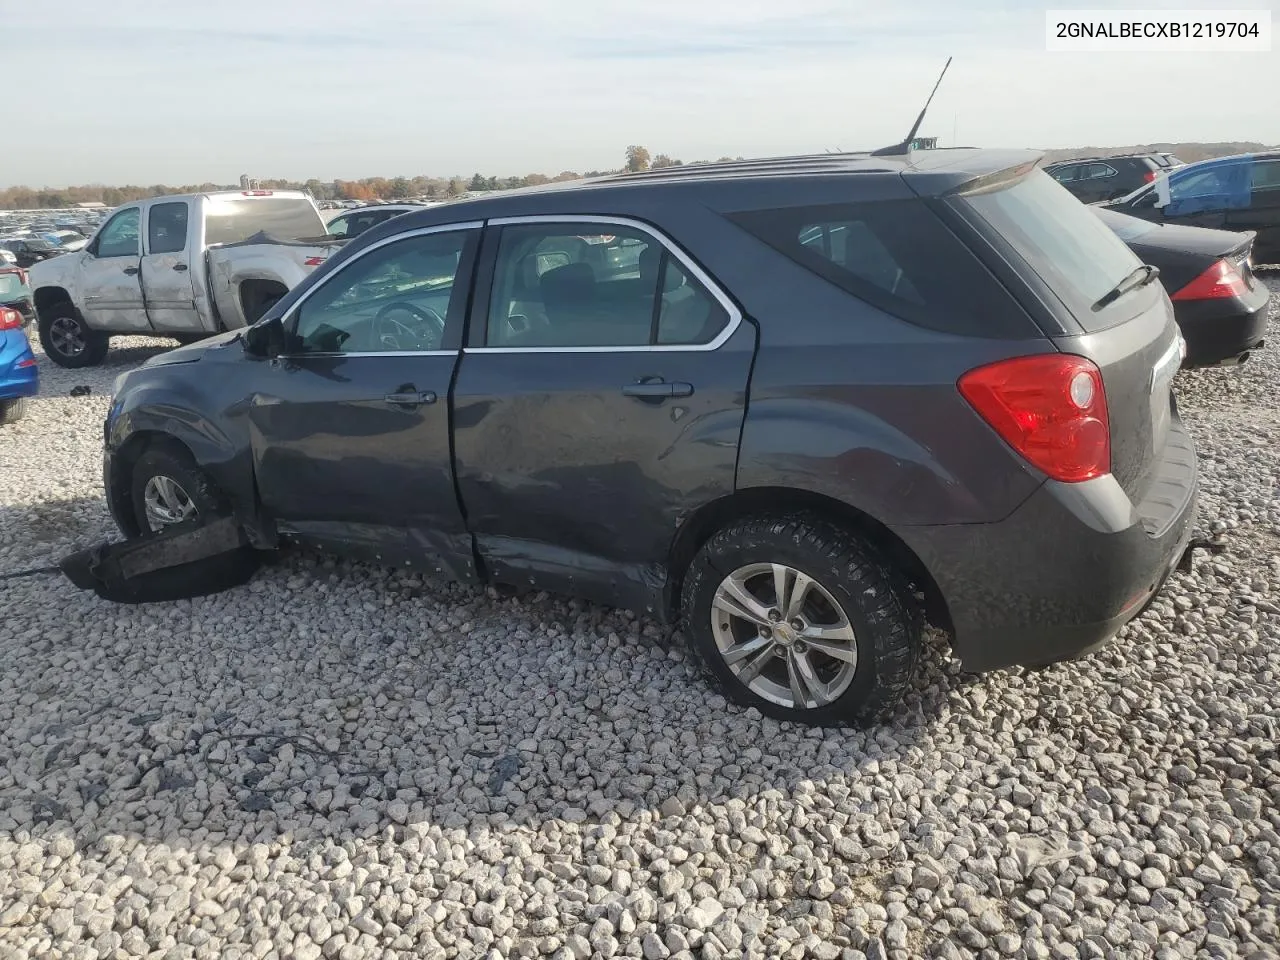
[147,202,188,254]
[961,170,1143,332]
[729,200,1033,338]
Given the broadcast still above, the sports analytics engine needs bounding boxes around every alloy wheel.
[142,475,198,532]
[49,316,87,358]
[710,562,858,709]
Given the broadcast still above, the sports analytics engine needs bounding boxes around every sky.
[4,0,1276,187]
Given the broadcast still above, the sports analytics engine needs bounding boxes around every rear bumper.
[1175,287,1270,366]
[895,416,1198,673]
[0,329,39,400]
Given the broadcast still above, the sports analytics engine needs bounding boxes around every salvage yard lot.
[1,284,1278,959]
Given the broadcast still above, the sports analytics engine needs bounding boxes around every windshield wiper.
[1092,263,1160,312]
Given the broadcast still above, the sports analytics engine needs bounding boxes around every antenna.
[871,56,952,157]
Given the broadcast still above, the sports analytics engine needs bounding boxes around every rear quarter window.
[728,200,1036,338]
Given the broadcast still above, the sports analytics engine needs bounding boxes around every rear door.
[140,200,200,333]
[79,206,148,331]
[248,223,481,577]
[451,216,755,611]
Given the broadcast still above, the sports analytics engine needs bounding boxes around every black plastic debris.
[69,385,91,396]
[59,516,261,603]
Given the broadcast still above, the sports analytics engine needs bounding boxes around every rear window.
[204,197,325,245]
[728,199,1034,338]
[960,170,1144,332]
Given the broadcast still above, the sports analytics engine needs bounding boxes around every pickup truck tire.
[680,513,921,727]
[129,445,226,536]
[0,397,30,424]
[38,304,109,369]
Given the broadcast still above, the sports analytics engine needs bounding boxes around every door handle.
[123,266,139,276]
[173,263,188,272]
[384,390,437,407]
[621,380,694,399]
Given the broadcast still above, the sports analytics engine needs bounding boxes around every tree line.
[0,146,744,210]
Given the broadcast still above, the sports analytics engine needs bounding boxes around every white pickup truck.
[28,190,345,368]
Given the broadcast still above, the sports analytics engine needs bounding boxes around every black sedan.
[1095,208,1270,367]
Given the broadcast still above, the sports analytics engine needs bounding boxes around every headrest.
[540,261,595,303]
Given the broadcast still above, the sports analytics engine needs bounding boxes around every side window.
[1048,165,1078,183]
[1250,160,1280,194]
[798,219,924,304]
[291,229,474,355]
[95,208,141,258]
[731,200,1032,338]
[1166,164,1251,216]
[326,215,351,237]
[655,258,729,345]
[1080,163,1117,181]
[485,222,729,348]
[147,202,188,255]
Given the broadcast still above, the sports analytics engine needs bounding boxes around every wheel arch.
[238,278,289,326]
[666,486,952,634]
[33,285,75,318]
[107,431,201,538]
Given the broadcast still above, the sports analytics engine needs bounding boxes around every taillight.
[241,190,274,196]
[958,354,1110,483]
[1171,259,1248,301]
[0,307,22,331]
[303,256,326,267]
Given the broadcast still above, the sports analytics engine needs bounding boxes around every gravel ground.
[1,284,1278,960]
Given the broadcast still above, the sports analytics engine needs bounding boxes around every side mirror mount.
[243,315,285,359]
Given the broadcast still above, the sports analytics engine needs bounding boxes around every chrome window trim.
[278,221,482,360]
[469,214,743,354]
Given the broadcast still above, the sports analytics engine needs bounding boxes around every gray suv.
[104,149,1198,726]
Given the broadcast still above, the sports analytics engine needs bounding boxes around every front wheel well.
[239,279,288,326]
[33,286,75,318]
[666,487,953,635]
[108,432,201,537]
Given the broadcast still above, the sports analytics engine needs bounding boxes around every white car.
[324,204,420,240]
[28,190,345,368]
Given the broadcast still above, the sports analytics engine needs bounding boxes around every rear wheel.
[38,302,109,368]
[129,445,224,535]
[0,397,30,424]
[681,513,921,726]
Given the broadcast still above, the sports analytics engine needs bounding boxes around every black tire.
[680,513,921,727]
[128,445,225,536]
[0,397,30,424]
[37,302,109,369]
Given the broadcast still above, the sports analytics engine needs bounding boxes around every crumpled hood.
[142,330,243,367]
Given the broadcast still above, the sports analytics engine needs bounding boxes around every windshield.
[961,169,1145,331]
[204,197,325,245]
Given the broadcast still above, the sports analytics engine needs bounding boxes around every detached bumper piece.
[60,516,261,603]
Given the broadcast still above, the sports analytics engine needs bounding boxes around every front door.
[79,206,148,331]
[452,217,756,614]
[140,200,200,333]
[248,223,482,579]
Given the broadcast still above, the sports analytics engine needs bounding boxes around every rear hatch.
[954,168,1184,501]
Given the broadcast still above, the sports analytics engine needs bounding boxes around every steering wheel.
[372,302,446,351]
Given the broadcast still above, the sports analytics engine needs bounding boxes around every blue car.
[0,295,38,424]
